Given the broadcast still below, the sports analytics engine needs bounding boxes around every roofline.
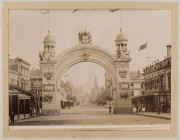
[14,57,31,66]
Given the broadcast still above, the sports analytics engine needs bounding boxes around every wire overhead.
[84,9,87,31]
[119,9,122,31]
[48,10,50,32]
[41,10,50,32]
[72,9,86,31]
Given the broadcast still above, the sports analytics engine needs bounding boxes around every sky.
[9,9,171,92]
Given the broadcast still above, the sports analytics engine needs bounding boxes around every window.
[10,78,14,84]
[31,82,34,86]
[21,66,23,75]
[160,76,163,89]
[131,91,134,96]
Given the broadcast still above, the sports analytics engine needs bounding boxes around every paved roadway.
[13,104,170,126]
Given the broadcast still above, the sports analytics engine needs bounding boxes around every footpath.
[135,112,171,120]
[14,114,30,120]
[11,114,41,121]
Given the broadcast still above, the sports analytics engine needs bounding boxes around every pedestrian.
[157,104,160,115]
[68,102,70,109]
[10,111,15,125]
[162,103,165,113]
[109,106,112,114]
[139,106,142,112]
[136,105,139,113]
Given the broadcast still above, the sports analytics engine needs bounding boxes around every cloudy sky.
[9,10,171,92]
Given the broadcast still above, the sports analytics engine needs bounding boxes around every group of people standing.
[136,104,143,113]
[156,103,167,115]
[9,111,15,125]
[109,106,112,114]
[136,103,166,115]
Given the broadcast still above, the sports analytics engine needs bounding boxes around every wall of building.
[9,70,18,86]
[9,57,31,91]
[142,54,171,112]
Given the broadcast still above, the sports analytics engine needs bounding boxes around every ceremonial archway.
[40,30,133,115]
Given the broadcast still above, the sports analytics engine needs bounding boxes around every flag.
[73,9,79,13]
[138,43,147,51]
[110,9,119,12]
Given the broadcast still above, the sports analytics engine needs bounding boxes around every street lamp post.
[17,93,20,119]
[36,78,40,116]
[23,97,25,118]
[32,90,35,118]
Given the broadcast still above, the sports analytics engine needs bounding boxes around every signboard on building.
[118,82,129,90]
[43,84,55,92]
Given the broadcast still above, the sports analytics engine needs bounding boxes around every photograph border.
[2,1,178,138]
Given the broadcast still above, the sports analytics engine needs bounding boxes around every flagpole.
[146,43,149,66]
[84,9,86,31]
[48,10,50,31]
[119,9,121,30]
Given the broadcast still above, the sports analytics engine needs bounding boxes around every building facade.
[9,69,18,88]
[130,71,144,111]
[9,57,31,119]
[133,45,171,113]
[9,57,31,91]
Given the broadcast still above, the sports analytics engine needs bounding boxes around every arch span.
[55,45,117,89]
[41,44,133,115]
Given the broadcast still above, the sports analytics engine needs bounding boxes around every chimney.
[167,45,171,58]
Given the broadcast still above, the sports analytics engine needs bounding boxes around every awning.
[63,100,74,102]
[18,93,31,99]
[131,94,154,99]
[9,89,19,95]
[9,90,31,99]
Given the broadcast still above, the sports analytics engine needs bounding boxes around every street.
[12,104,170,126]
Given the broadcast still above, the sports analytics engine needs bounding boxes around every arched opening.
[58,62,113,112]
[55,45,116,89]
[54,45,117,113]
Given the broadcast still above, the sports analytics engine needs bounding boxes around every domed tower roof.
[43,30,56,44]
[115,29,128,42]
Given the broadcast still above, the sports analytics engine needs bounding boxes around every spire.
[120,28,122,33]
